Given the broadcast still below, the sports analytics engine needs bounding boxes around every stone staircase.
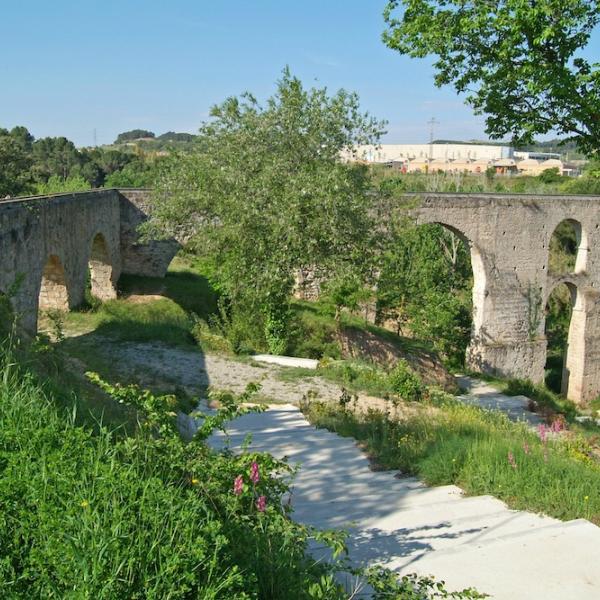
[210,405,600,599]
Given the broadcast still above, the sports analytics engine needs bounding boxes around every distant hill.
[112,130,197,152]
[115,130,156,144]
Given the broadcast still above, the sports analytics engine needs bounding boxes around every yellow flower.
[452,458,456,463]
[80,500,90,509]
[191,478,200,486]
[584,495,589,501]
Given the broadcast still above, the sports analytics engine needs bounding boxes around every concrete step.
[389,519,600,600]
[290,485,466,527]
[328,499,557,566]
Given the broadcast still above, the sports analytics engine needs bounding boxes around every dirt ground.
[67,335,415,417]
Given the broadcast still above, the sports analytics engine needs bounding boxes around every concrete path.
[456,376,544,427]
[209,404,600,599]
[252,354,319,369]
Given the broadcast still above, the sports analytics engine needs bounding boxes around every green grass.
[304,395,600,525]
[60,254,221,351]
[287,299,434,360]
[118,254,219,318]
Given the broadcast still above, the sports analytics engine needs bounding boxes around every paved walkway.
[455,376,545,427]
[209,405,600,599]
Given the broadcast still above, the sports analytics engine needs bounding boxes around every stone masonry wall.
[411,193,600,404]
[118,189,181,277]
[0,188,177,334]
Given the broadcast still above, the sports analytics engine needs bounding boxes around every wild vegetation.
[303,390,600,525]
[4,1,600,595]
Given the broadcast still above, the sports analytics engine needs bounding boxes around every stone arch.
[404,217,490,369]
[548,218,588,275]
[39,255,70,311]
[429,221,489,344]
[88,233,116,301]
[544,281,582,397]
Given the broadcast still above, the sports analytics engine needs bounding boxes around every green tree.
[104,159,156,188]
[148,69,385,351]
[31,137,82,182]
[377,220,472,367]
[0,132,33,197]
[383,0,600,154]
[35,175,91,195]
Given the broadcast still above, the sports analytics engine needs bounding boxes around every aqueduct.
[412,193,600,404]
[0,189,179,334]
[1,189,600,404]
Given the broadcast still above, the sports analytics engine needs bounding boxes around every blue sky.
[2,1,599,147]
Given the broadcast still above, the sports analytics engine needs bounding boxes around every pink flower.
[523,442,530,455]
[256,495,267,512]
[551,416,566,433]
[250,461,260,485]
[233,475,244,496]
[538,424,547,443]
[508,451,517,470]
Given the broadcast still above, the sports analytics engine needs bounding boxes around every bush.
[190,315,233,353]
[388,360,423,401]
[319,360,390,396]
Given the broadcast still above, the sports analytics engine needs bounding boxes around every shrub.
[388,360,423,401]
[319,360,390,396]
[0,349,480,599]
[190,315,233,353]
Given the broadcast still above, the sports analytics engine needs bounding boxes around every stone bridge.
[1,189,599,404]
[0,189,178,334]
[412,193,600,404]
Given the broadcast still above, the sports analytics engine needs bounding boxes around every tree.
[0,133,33,197]
[31,137,81,182]
[377,220,472,367]
[383,1,600,154]
[35,175,91,195]
[104,159,157,188]
[147,69,385,352]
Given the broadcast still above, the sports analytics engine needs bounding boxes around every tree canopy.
[148,69,385,351]
[383,0,600,155]
[0,126,157,196]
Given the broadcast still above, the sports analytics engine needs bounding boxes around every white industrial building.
[345,143,514,163]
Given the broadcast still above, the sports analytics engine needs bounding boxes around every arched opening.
[544,282,578,394]
[548,219,587,275]
[88,233,116,302]
[39,255,69,312]
[377,222,482,370]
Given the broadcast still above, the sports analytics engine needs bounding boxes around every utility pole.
[93,128,97,147]
[427,117,439,165]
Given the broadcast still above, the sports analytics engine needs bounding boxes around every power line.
[427,117,439,162]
